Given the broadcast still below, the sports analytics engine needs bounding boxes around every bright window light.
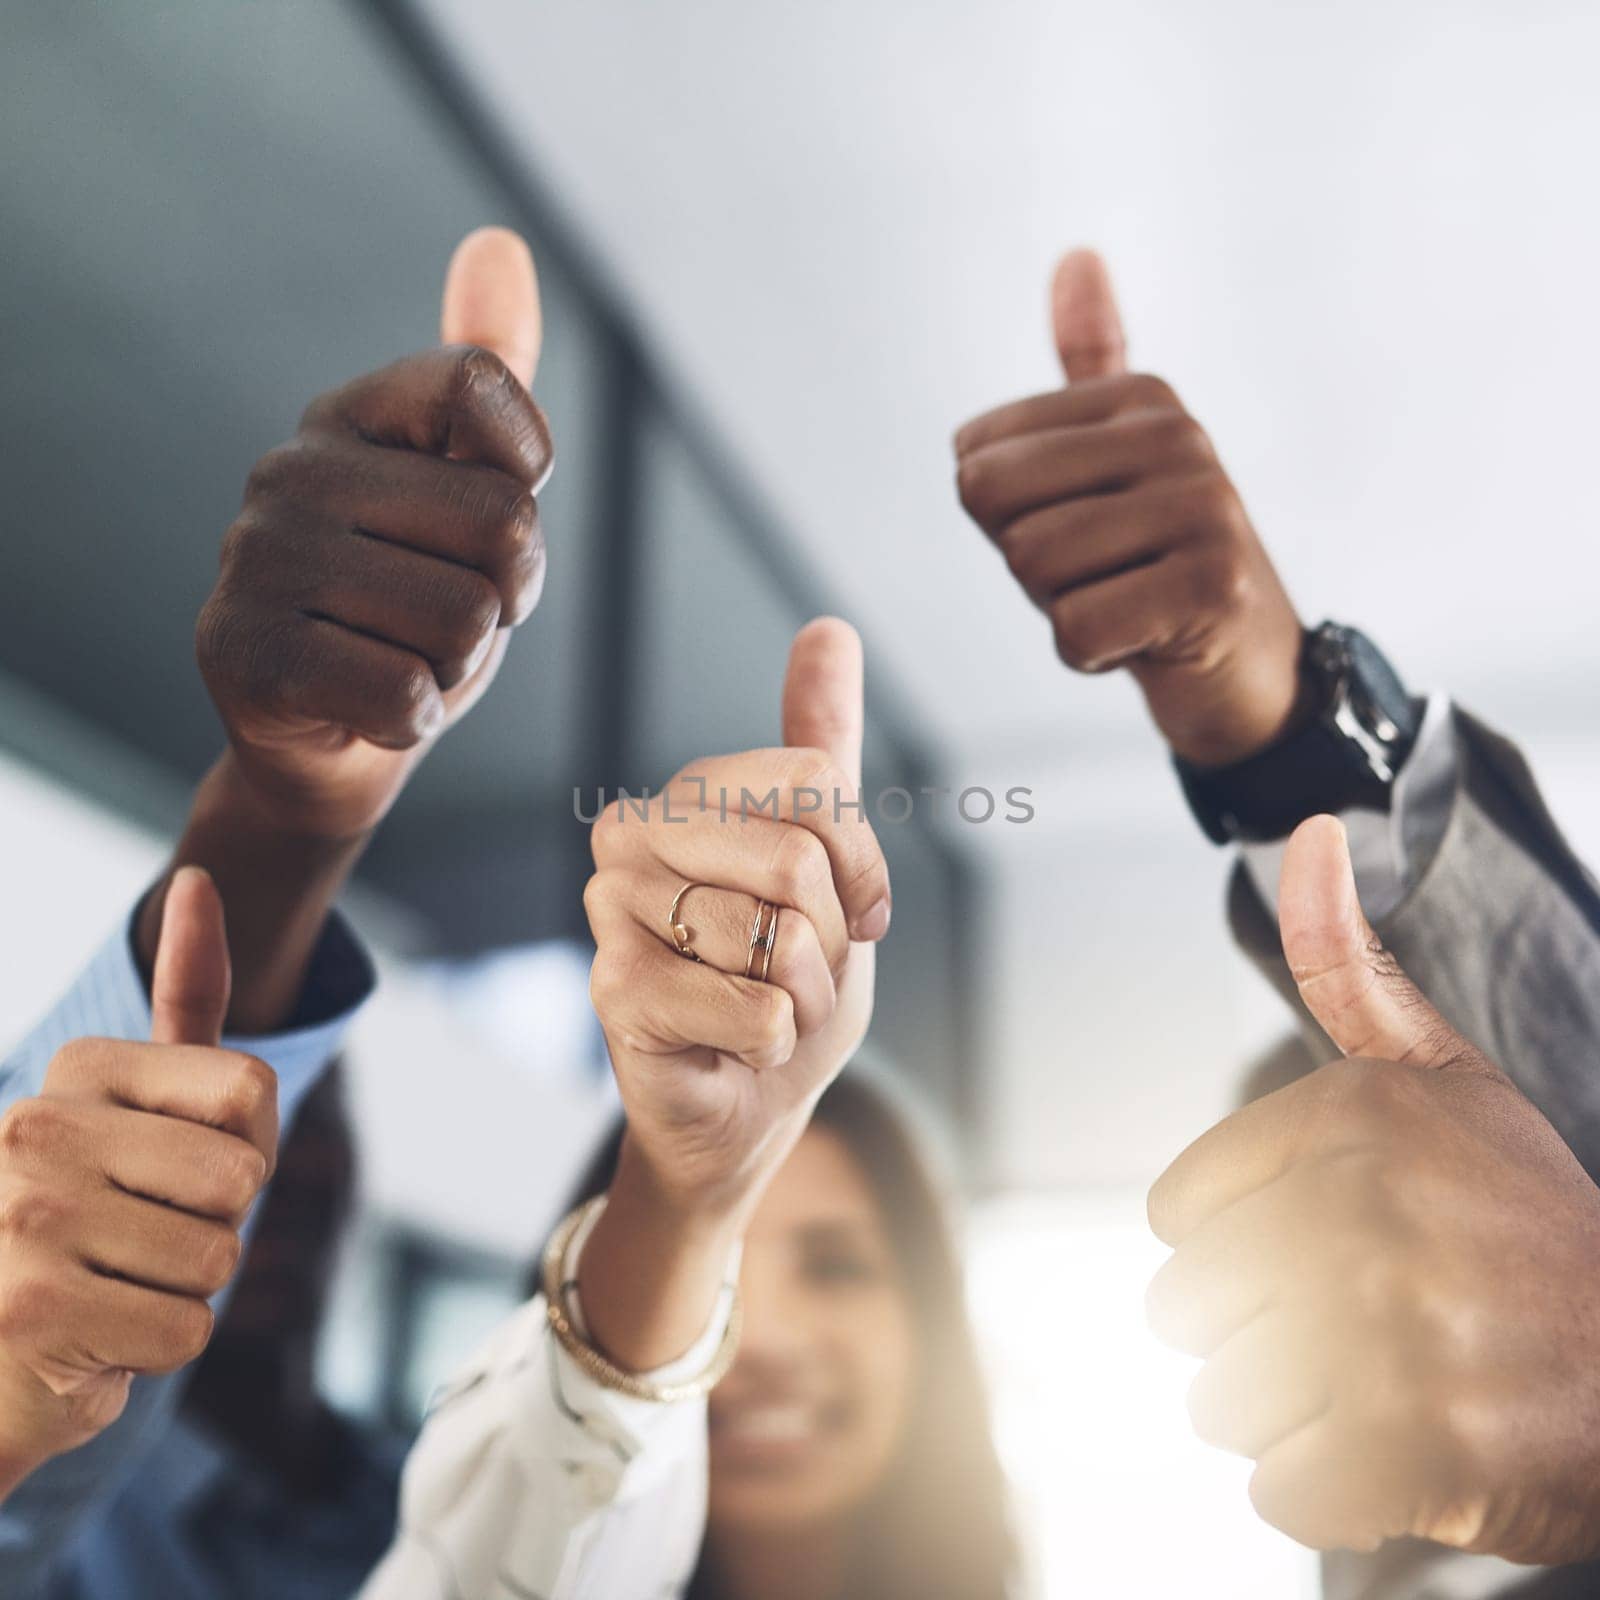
[967,1191,1318,1600]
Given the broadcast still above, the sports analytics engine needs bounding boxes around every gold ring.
[745,901,779,981]
[668,881,705,963]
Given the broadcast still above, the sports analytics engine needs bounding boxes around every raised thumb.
[1051,248,1128,383]
[1279,816,1477,1069]
[780,617,865,789]
[150,866,232,1047]
[440,226,543,390]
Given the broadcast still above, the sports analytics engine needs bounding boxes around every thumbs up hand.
[575,619,889,1371]
[1145,816,1600,1563]
[586,618,887,1205]
[0,870,278,1498]
[953,250,1303,767]
[196,226,552,839]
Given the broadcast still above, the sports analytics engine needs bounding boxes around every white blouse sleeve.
[360,1218,736,1600]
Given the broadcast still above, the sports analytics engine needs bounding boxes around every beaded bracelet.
[541,1196,743,1404]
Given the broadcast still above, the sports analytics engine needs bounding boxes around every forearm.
[578,1134,751,1374]
[133,751,371,1034]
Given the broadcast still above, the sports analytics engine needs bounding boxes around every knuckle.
[581,870,621,927]
[839,843,889,906]
[0,1184,64,1245]
[457,572,504,642]
[431,572,501,678]
[1346,1242,1409,1323]
[1189,547,1253,617]
[382,661,440,742]
[448,343,513,406]
[196,599,286,702]
[296,387,342,434]
[1051,602,1097,672]
[1193,470,1244,528]
[219,1055,277,1129]
[165,1298,216,1366]
[588,948,638,1019]
[1124,371,1179,409]
[999,515,1058,596]
[215,515,262,577]
[496,494,545,615]
[955,451,997,516]
[43,1036,105,1091]
[0,1272,59,1340]
[1149,408,1215,466]
[1145,1179,1179,1247]
[242,442,305,505]
[753,985,795,1053]
[588,803,628,865]
[781,746,837,790]
[1142,1269,1174,1341]
[193,590,243,683]
[0,1099,68,1165]
[768,826,830,904]
[1430,1383,1492,1473]
[211,1143,269,1215]
[1245,1466,1291,1534]
[195,1226,244,1293]
[494,489,540,562]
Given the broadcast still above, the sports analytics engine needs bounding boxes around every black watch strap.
[1175,624,1423,845]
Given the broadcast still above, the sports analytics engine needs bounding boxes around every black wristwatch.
[1175,622,1424,845]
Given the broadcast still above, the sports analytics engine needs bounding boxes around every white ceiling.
[427,0,1600,772]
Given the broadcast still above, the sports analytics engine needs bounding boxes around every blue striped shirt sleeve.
[0,907,376,1594]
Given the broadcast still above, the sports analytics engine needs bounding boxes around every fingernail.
[854,896,892,942]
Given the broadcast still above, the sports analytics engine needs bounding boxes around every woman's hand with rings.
[582,617,889,1217]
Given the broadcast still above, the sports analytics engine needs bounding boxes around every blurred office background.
[5,3,1600,1594]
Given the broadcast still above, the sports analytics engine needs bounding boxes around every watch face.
[1343,628,1419,742]
[1317,625,1419,785]
[1175,623,1419,844]
[1308,622,1354,682]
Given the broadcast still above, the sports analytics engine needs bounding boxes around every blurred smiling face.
[707,1125,918,1533]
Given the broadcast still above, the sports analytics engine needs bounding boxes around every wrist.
[135,750,375,1034]
[576,1136,752,1375]
[1154,625,1313,770]
[609,1132,758,1251]
[619,1107,810,1232]
[204,748,379,852]
[1173,623,1422,845]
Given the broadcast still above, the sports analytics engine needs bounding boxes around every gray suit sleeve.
[1226,708,1600,1600]
[1228,706,1600,1177]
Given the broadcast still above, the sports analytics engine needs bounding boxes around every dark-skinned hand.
[955,250,1306,768]
[1147,816,1600,1563]
[196,227,552,840]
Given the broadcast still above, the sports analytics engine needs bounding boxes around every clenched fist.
[197,227,553,839]
[954,250,1305,767]
[1147,817,1600,1563]
[0,870,276,1498]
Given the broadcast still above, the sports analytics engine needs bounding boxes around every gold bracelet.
[541,1197,743,1404]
